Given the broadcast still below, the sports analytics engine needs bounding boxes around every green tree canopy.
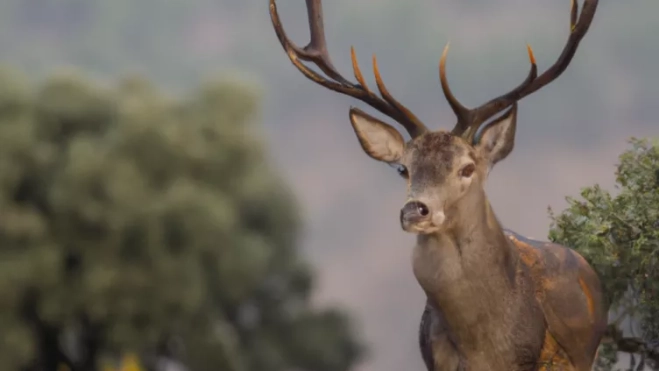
[549,138,659,370]
[0,69,364,371]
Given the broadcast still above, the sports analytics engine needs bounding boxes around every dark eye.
[396,164,408,178]
[459,163,475,178]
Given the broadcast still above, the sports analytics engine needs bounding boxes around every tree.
[0,69,364,371]
[548,137,659,370]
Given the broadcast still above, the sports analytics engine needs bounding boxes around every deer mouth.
[401,219,442,235]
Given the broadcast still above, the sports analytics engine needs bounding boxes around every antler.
[442,0,599,143]
[269,0,428,138]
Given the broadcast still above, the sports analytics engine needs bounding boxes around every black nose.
[400,201,430,224]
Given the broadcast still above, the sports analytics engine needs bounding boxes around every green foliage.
[549,137,659,369]
[592,342,618,371]
[0,68,363,371]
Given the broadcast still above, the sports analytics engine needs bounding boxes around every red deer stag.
[269,0,607,370]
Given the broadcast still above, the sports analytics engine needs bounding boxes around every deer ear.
[349,107,405,163]
[475,103,517,169]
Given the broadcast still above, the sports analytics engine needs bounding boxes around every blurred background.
[0,0,657,370]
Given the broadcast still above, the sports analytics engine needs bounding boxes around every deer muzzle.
[400,200,429,228]
[400,200,447,234]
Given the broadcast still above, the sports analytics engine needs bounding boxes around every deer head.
[270,0,598,235]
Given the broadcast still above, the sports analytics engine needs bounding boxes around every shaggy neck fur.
[412,187,524,368]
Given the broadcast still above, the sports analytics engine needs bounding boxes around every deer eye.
[395,164,408,178]
[459,163,475,178]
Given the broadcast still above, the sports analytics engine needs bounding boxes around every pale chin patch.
[404,220,440,235]
[431,210,446,227]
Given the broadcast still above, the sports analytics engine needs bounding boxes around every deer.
[269,0,607,370]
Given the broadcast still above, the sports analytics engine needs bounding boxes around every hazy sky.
[1,0,657,370]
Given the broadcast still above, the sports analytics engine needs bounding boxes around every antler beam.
[269,0,428,138]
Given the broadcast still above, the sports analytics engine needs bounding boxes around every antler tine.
[372,54,428,136]
[515,0,598,98]
[446,44,538,142]
[461,45,538,142]
[462,0,598,141]
[270,0,349,85]
[299,0,348,84]
[439,43,471,134]
[269,0,428,138]
[570,0,579,30]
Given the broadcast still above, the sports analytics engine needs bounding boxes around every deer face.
[349,105,517,234]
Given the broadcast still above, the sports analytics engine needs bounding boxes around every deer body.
[414,199,606,371]
[270,0,607,369]
[404,131,606,371]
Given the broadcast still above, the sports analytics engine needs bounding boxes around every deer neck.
[412,188,520,346]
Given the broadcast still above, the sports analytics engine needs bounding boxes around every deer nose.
[400,201,430,224]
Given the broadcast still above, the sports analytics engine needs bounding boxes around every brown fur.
[345,110,607,370]
[404,131,607,371]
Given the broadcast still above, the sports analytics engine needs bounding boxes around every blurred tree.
[548,138,659,370]
[0,69,364,371]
